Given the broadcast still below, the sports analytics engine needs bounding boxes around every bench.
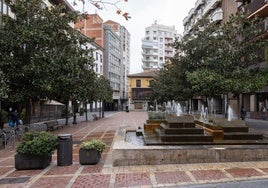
[26,123,48,132]
[44,120,63,131]
[92,114,100,121]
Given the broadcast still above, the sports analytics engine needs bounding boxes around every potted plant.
[79,139,106,165]
[15,131,58,170]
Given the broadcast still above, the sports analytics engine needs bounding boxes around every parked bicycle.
[0,125,24,149]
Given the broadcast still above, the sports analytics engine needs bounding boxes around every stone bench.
[26,123,48,132]
[44,120,63,131]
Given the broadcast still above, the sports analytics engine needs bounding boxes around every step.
[223,132,263,140]
[221,125,249,133]
[159,124,204,135]
[167,122,196,128]
[155,129,213,142]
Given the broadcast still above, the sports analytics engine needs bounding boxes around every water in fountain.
[199,105,206,122]
[176,102,183,116]
[154,99,158,111]
[227,105,234,121]
[162,102,166,112]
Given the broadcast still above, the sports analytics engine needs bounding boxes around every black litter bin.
[57,134,72,166]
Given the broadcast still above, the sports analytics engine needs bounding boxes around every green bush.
[80,139,106,153]
[16,131,58,156]
[0,109,8,123]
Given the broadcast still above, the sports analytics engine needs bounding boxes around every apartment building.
[74,14,104,47]
[183,0,268,119]
[102,24,122,110]
[0,0,8,26]
[75,14,131,111]
[183,0,237,36]
[141,21,178,71]
[237,0,268,119]
[104,20,131,106]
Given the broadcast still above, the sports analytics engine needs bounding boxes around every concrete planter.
[15,154,52,170]
[79,148,101,165]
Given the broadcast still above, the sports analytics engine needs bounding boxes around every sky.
[67,0,197,74]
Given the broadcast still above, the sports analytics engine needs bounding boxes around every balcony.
[246,0,268,18]
[142,40,158,50]
[203,0,221,16]
[210,9,223,22]
[195,0,205,8]
[131,88,153,101]
[142,57,159,64]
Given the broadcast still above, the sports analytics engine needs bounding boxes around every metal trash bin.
[57,134,72,166]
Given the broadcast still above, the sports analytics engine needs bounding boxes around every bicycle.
[0,124,24,149]
[0,128,15,149]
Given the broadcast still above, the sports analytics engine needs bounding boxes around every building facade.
[103,24,122,110]
[74,14,104,47]
[0,0,8,27]
[238,0,268,119]
[141,21,178,71]
[104,20,131,107]
[127,71,157,110]
[183,0,268,119]
[75,14,131,111]
[183,0,238,36]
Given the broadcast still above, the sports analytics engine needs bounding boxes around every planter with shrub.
[15,131,58,170]
[79,139,106,165]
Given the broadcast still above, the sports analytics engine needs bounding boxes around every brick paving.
[1,111,268,187]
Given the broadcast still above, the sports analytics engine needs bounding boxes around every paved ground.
[1,111,268,188]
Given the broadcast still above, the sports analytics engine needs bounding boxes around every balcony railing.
[210,9,223,22]
[203,0,221,16]
[245,0,267,17]
[132,88,153,100]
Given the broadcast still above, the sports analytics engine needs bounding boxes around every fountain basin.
[104,128,268,167]
[195,120,224,140]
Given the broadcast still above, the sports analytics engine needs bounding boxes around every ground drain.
[0,176,30,184]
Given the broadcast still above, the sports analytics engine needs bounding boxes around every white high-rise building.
[141,21,178,71]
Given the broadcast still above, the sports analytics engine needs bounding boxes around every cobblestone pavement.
[1,111,268,188]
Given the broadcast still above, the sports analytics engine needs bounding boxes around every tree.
[72,0,130,20]
[0,0,95,123]
[154,12,268,115]
[95,75,113,117]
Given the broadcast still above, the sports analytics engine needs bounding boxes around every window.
[136,80,141,87]
[3,1,8,15]
[95,52,99,60]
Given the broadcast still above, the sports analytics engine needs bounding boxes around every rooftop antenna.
[154,19,160,25]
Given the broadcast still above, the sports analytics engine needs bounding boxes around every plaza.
[1,111,268,187]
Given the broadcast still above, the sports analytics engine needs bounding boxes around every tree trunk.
[237,94,241,120]
[64,101,69,125]
[85,102,88,121]
[72,100,77,124]
[25,98,31,124]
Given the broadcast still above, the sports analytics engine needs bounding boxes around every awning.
[44,100,65,106]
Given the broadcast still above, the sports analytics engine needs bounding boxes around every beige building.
[127,71,157,110]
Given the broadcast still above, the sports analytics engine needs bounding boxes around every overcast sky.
[67,0,197,74]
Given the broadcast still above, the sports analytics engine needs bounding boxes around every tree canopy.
[153,12,268,109]
[0,0,97,123]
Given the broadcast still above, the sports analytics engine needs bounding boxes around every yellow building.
[127,71,157,110]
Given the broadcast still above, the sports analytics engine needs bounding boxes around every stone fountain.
[105,101,268,167]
